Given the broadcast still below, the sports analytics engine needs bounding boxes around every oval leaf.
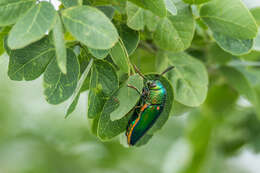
[158,52,208,107]
[62,6,119,49]
[8,2,57,49]
[110,74,143,121]
[154,1,195,52]
[44,49,80,104]
[200,0,258,39]
[6,36,55,81]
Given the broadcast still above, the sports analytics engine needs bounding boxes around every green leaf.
[200,0,258,39]
[0,0,35,26]
[213,32,253,56]
[110,74,143,121]
[78,48,92,91]
[154,1,195,52]
[65,94,80,118]
[97,95,132,141]
[43,49,80,104]
[62,6,119,49]
[220,66,256,104]
[183,0,211,4]
[0,27,11,56]
[8,2,57,49]
[164,0,177,15]
[88,48,110,59]
[126,2,145,30]
[96,5,115,20]
[110,40,130,75]
[118,24,140,55]
[88,60,119,119]
[98,74,173,145]
[158,52,208,107]
[251,7,260,26]
[6,36,55,81]
[65,58,93,118]
[60,0,82,8]
[52,15,67,74]
[128,0,167,17]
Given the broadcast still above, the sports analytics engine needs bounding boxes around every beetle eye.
[150,82,156,88]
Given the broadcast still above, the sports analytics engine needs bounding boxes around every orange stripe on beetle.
[127,115,141,145]
[140,104,149,112]
[127,104,149,145]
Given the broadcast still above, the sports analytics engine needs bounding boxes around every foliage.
[1,0,260,151]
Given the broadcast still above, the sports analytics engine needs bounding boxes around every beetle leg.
[133,64,146,79]
[127,84,141,95]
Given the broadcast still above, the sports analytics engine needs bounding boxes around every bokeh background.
[1,0,260,173]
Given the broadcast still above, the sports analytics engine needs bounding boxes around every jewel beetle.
[125,66,174,146]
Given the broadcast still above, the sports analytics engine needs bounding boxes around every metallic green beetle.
[126,66,174,146]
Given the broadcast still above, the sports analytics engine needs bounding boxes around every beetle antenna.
[127,84,141,95]
[133,64,146,79]
[161,66,175,76]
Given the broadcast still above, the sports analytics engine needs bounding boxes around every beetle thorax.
[144,80,166,105]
